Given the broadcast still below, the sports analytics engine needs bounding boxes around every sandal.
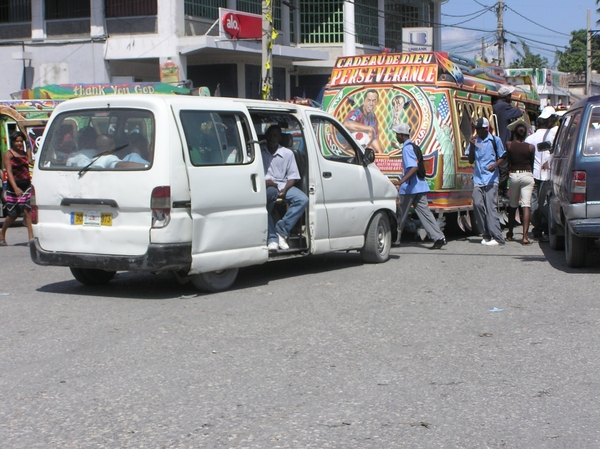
[0,239,7,246]
[522,239,531,245]
[506,231,513,242]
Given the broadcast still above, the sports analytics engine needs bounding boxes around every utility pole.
[261,0,275,100]
[496,0,505,67]
[481,37,485,61]
[587,9,592,96]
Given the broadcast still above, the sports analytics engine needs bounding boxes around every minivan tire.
[565,225,588,268]
[70,267,116,285]
[191,268,239,293]
[361,211,391,263]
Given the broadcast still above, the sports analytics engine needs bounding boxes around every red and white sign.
[220,8,261,40]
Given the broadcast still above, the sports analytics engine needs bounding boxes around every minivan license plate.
[71,211,112,226]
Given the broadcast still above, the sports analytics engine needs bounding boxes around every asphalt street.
[1,221,600,448]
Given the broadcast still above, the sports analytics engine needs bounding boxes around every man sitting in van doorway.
[343,89,383,154]
[262,125,309,251]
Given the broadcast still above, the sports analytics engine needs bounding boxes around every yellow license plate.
[71,212,112,226]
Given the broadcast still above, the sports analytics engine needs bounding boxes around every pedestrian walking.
[393,123,446,249]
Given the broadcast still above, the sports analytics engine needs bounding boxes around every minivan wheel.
[361,211,391,263]
[565,226,588,268]
[70,267,116,285]
[191,268,239,293]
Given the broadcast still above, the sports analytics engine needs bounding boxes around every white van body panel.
[34,96,177,256]
[30,95,398,290]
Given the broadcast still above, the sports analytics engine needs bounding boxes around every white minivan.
[30,95,398,292]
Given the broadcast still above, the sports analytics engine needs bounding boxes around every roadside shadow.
[36,251,386,300]
[537,240,600,273]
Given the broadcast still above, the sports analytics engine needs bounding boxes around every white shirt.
[261,145,300,190]
[525,127,557,181]
[67,152,121,169]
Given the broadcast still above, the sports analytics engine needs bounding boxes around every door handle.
[251,173,259,192]
[323,172,332,178]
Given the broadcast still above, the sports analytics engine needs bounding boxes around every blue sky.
[441,0,595,68]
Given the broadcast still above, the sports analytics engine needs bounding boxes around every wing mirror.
[363,148,376,166]
[537,140,553,152]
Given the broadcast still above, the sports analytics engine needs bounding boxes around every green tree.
[509,41,548,69]
[557,29,600,74]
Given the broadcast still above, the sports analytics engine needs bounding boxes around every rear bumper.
[30,238,192,272]
[569,219,600,238]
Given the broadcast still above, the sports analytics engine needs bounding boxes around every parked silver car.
[547,96,600,267]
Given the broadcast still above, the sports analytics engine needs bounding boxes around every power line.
[504,4,571,38]
[441,7,490,18]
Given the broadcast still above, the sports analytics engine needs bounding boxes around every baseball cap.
[498,85,515,97]
[539,106,556,119]
[391,123,411,135]
[474,117,489,129]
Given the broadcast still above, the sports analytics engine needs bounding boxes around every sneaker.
[267,241,279,251]
[482,239,499,246]
[430,238,446,250]
[277,233,289,250]
[539,235,549,242]
[481,239,491,245]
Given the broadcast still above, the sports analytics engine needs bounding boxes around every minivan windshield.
[38,108,154,171]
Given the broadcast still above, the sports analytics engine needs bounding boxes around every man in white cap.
[524,105,558,241]
[392,123,446,249]
[493,85,523,198]
[467,117,507,246]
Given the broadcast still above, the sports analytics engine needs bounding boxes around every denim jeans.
[266,186,308,243]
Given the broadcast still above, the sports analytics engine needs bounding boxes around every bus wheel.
[191,268,239,293]
[70,267,116,285]
[361,212,391,263]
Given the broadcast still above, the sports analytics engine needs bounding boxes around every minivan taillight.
[30,185,38,224]
[570,171,586,203]
[151,186,171,228]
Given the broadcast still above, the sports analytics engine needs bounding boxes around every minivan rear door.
[174,104,268,273]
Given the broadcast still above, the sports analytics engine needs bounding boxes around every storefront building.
[0,0,443,100]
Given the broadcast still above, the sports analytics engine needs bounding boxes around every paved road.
[1,222,600,448]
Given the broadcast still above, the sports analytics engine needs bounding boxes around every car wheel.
[70,267,116,285]
[548,207,564,250]
[565,225,588,268]
[190,268,239,293]
[361,211,391,263]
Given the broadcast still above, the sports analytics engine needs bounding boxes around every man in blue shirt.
[467,117,506,246]
[393,123,446,249]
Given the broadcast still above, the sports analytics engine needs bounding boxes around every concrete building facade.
[0,0,444,100]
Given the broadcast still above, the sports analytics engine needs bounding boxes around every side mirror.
[537,140,552,152]
[363,148,376,166]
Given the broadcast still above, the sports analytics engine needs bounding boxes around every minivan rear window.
[38,108,155,171]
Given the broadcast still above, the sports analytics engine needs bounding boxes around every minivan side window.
[555,112,580,158]
[584,105,600,156]
[311,116,360,163]
[180,111,246,166]
[38,109,154,171]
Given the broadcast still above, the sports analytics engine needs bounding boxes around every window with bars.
[300,0,343,44]
[384,0,432,50]
[355,0,378,46]
[238,0,281,31]
[45,0,90,19]
[105,0,157,18]
[184,0,226,20]
[0,0,30,23]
